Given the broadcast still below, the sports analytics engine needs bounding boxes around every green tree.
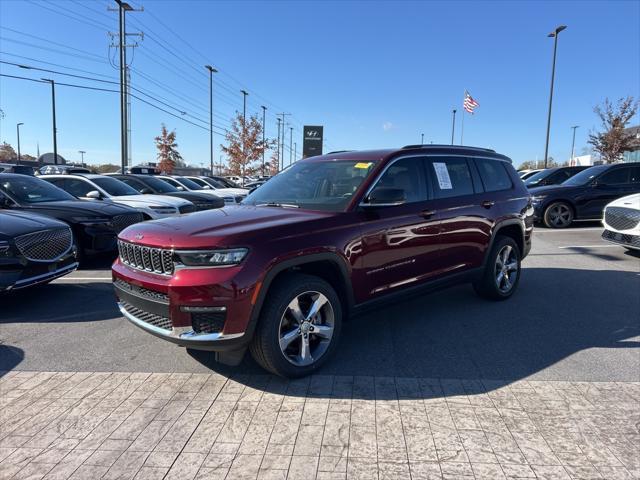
[588,96,638,164]
[154,124,182,174]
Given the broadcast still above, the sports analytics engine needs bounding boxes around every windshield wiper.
[256,202,300,208]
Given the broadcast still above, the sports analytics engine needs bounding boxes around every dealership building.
[623,125,640,163]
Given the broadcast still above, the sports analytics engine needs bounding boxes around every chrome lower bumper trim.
[10,262,79,290]
[117,302,244,342]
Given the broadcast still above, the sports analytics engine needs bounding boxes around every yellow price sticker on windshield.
[354,162,372,169]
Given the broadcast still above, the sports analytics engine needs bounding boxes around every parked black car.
[108,174,224,210]
[0,173,143,260]
[530,163,640,228]
[1,210,77,291]
[524,166,589,188]
[0,163,35,175]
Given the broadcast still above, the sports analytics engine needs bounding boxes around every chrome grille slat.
[15,228,73,262]
[118,240,174,275]
[605,207,640,231]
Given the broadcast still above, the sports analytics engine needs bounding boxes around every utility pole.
[294,142,297,163]
[240,90,249,122]
[240,90,249,185]
[261,106,267,177]
[451,109,457,145]
[570,125,579,164]
[42,79,58,165]
[276,117,282,172]
[277,113,290,168]
[79,150,86,165]
[421,133,424,145]
[16,123,23,164]
[205,65,218,175]
[289,127,293,166]
[109,0,141,173]
[543,25,567,169]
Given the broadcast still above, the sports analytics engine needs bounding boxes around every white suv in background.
[602,193,640,252]
[41,174,195,219]
[183,176,249,197]
[156,175,243,204]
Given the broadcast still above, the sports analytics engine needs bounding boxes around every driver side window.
[598,168,630,186]
[64,179,94,198]
[372,158,427,204]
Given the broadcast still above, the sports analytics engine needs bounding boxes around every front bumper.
[1,255,78,291]
[602,228,640,250]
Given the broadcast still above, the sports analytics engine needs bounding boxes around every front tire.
[474,236,521,301]
[249,273,342,378]
[543,201,574,228]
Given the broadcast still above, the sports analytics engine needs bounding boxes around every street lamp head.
[548,25,567,37]
[17,122,24,126]
[261,105,267,111]
[120,2,134,11]
[204,65,218,73]
[240,89,249,96]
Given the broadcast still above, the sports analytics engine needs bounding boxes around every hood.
[119,204,333,249]
[22,200,136,218]
[0,210,68,237]
[110,194,190,208]
[214,187,249,196]
[606,193,640,210]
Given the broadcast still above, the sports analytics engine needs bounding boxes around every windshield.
[0,175,76,203]
[243,159,378,211]
[92,177,141,196]
[524,170,551,187]
[137,176,178,193]
[176,177,205,190]
[562,165,608,186]
[202,177,226,188]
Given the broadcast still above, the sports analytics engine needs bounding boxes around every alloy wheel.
[278,291,335,366]
[494,245,519,294]
[547,204,572,227]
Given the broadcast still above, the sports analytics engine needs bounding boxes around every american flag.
[463,90,479,114]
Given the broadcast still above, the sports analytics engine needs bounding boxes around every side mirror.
[86,190,102,200]
[362,187,406,207]
[0,194,12,208]
[176,186,185,191]
[140,188,153,194]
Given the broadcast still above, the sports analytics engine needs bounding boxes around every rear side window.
[598,167,630,185]
[630,167,640,183]
[64,178,94,197]
[475,158,512,192]
[427,158,475,199]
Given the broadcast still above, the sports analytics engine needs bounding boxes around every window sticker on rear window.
[354,162,372,169]
[433,162,453,189]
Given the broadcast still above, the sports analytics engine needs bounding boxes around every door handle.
[481,200,495,209]
[420,210,436,219]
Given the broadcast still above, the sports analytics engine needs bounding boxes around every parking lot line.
[534,227,603,233]
[557,244,619,249]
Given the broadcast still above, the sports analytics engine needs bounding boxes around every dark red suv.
[113,145,533,377]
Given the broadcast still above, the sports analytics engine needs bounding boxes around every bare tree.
[155,124,183,174]
[588,97,638,164]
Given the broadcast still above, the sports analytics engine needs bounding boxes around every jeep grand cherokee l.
[113,145,533,377]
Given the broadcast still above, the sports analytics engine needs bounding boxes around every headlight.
[0,240,10,253]
[531,195,547,203]
[72,216,112,225]
[149,206,177,214]
[176,248,248,266]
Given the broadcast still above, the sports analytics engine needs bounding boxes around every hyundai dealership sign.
[303,126,323,158]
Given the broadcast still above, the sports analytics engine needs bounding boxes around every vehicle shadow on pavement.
[0,283,119,324]
[0,345,24,377]
[189,266,640,394]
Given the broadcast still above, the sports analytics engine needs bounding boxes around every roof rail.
[401,144,496,153]
[326,150,354,154]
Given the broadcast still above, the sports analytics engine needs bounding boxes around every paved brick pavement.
[0,371,638,480]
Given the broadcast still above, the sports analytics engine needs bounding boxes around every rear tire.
[543,201,574,228]
[473,236,521,301]
[249,273,342,378]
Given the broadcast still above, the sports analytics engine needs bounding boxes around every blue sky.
[0,0,638,168]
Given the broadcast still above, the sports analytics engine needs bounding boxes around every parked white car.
[183,176,249,197]
[41,174,195,219]
[156,175,243,204]
[602,193,640,252]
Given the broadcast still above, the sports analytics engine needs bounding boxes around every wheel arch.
[483,219,525,266]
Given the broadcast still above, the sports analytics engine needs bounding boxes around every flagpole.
[460,108,465,145]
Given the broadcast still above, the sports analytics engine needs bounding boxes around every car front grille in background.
[113,278,169,303]
[192,312,226,334]
[195,202,217,211]
[179,204,196,214]
[15,227,73,261]
[121,301,172,331]
[602,229,640,248]
[605,207,640,231]
[118,240,174,275]
[112,213,144,233]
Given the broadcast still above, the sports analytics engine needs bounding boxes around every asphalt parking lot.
[2,223,638,382]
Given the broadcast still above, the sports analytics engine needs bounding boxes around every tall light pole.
[205,65,218,175]
[421,133,424,145]
[240,90,249,123]
[261,105,267,176]
[42,78,58,165]
[276,117,282,172]
[543,25,567,169]
[16,123,23,164]
[79,150,86,165]
[451,109,457,145]
[570,125,579,164]
[289,127,293,166]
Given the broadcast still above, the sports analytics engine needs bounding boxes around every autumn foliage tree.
[588,96,638,164]
[155,124,183,174]
[221,113,274,177]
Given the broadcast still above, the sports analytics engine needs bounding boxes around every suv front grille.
[112,213,144,233]
[118,240,174,275]
[179,204,196,214]
[113,278,169,303]
[15,228,73,261]
[605,207,640,231]
[121,301,172,331]
[602,229,640,247]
